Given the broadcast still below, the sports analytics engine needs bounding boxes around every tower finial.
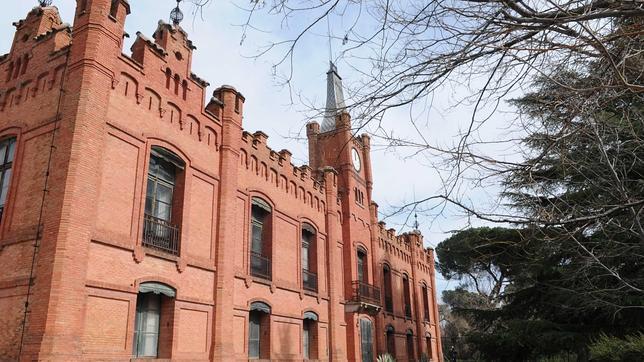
[326,15,333,63]
[38,0,52,7]
[414,213,419,230]
[170,0,184,27]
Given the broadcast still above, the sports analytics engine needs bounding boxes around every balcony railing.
[384,295,393,313]
[143,214,180,255]
[250,252,272,280]
[302,270,318,292]
[351,281,381,306]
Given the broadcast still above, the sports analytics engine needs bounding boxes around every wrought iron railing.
[302,270,318,292]
[250,252,272,280]
[404,303,412,318]
[351,281,381,306]
[142,214,180,255]
[384,295,393,313]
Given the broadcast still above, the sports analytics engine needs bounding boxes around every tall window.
[382,264,393,313]
[422,283,430,322]
[301,223,317,291]
[359,319,373,362]
[385,325,396,356]
[143,147,184,254]
[357,248,368,283]
[0,138,16,223]
[132,282,176,358]
[406,330,415,361]
[426,335,432,359]
[250,198,272,280]
[109,0,119,17]
[249,302,271,359]
[402,274,412,318]
[303,312,318,360]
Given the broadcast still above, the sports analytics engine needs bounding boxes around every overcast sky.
[1,1,524,298]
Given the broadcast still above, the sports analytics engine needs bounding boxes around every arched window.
[421,282,430,322]
[143,146,185,255]
[382,264,393,313]
[425,334,432,359]
[249,302,271,359]
[182,79,188,100]
[20,54,29,75]
[385,325,396,356]
[301,222,317,292]
[250,197,272,280]
[0,137,16,223]
[359,319,373,362]
[303,312,318,360]
[133,282,176,358]
[173,74,180,95]
[357,247,368,283]
[165,68,172,89]
[402,274,412,318]
[406,330,415,361]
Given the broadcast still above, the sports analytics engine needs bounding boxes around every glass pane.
[357,255,364,282]
[6,140,15,162]
[251,223,263,254]
[141,333,157,357]
[0,169,11,205]
[156,159,175,183]
[303,325,310,359]
[301,244,309,271]
[156,183,173,204]
[0,144,5,164]
[155,202,171,222]
[148,156,158,176]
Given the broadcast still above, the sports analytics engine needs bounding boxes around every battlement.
[0,7,71,117]
[239,130,330,215]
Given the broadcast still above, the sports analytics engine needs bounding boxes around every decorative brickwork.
[0,2,441,361]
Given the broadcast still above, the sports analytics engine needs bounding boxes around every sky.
[0,0,523,298]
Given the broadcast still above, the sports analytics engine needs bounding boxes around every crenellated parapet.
[0,6,71,116]
[239,130,328,215]
[371,202,435,276]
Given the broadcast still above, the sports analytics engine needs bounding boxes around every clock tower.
[307,62,378,361]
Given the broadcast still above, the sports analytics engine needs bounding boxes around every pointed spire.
[321,61,346,133]
[414,213,419,231]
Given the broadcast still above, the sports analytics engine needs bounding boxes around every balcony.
[250,252,272,280]
[142,214,180,255]
[346,281,381,315]
[302,270,318,292]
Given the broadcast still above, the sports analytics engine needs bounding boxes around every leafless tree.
[186,1,644,310]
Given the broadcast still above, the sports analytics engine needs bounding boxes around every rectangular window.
[133,293,161,358]
[360,319,373,362]
[0,138,16,223]
[303,321,310,359]
[248,311,261,359]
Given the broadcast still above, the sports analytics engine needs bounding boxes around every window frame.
[0,137,17,224]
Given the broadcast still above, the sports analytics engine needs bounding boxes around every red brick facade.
[0,2,442,361]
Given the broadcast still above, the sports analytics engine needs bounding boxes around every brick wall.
[0,2,442,361]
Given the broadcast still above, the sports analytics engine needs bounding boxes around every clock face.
[351,148,361,172]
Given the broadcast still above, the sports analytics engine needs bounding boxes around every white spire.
[321,61,346,133]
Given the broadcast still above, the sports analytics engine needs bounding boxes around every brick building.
[0,1,442,361]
